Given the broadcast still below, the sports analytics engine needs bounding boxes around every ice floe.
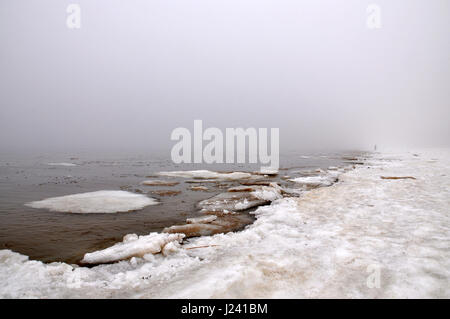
[195,183,282,212]
[258,167,279,175]
[189,186,209,191]
[198,191,265,212]
[239,180,273,186]
[25,190,158,213]
[163,213,248,238]
[149,190,181,196]
[81,233,185,264]
[186,215,217,224]
[289,172,339,188]
[227,185,256,192]
[251,185,283,201]
[163,223,223,237]
[141,180,179,186]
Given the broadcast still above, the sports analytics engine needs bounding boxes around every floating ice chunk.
[163,223,223,237]
[227,186,256,192]
[234,199,252,210]
[258,167,279,175]
[47,162,77,167]
[289,174,338,188]
[149,190,181,196]
[25,190,158,214]
[159,170,254,181]
[279,187,303,197]
[81,232,185,264]
[239,180,273,186]
[185,179,219,184]
[199,184,281,212]
[186,215,217,224]
[198,192,268,212]
[164,213,247,238]
[251,186,283,201]
[189,186,209,191]
[141,180,179,186]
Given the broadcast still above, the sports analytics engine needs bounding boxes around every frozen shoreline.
[0,149,449,298]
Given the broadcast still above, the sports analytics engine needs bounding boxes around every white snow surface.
[25,191,158,214]
[1,149,449,298]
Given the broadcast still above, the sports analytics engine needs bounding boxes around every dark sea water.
[0,150,364,264]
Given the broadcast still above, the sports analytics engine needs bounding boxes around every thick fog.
[0,0,449,154]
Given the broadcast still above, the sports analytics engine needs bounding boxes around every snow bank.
[25,191,158,214]
[1,149,449,298]
[81,233,184,264]
[158,170,254,180]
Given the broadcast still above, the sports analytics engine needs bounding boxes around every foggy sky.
[0,0,449,153]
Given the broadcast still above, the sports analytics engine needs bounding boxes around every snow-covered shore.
[0,149,449,298]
